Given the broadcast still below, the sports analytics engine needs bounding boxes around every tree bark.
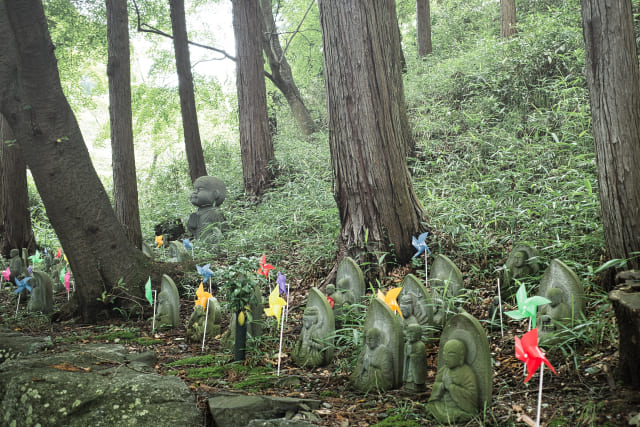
[317,0,425,264]
[233,0,275,198]
[582,0,640,272]
[416,0,432,56]
[500,0,516,38]
[0,114,35,257]
[0,0,151,322]
[107,0,142,249]
[170,0,207,183]
[609,288,640,388]
[259,0,316,136]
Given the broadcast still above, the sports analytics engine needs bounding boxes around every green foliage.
[216,256,264,315]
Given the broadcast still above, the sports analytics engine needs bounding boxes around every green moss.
[94,331,137,341]
[319,390,339,398]
[166,355,217,367]
[372,415,420,427]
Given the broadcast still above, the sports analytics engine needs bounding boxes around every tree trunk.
[233,0,275,198]
[416,0,432,56]
[582,0,640,272]
[317,0,425,264]
[107,0,142,249]
[170,0,207,183]
[500,0,516,38]
[0,0,152,322]
[259,0,316,136]
[609,287,640,388]
[0,114,35,257]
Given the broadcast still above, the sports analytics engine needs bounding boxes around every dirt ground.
[1,268,638,427]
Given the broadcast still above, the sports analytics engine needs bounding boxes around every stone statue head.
[406,323,422,342]
[512,250,527,268]
[546,287,564,307]
[443,339,466,369]
[366,327,383,350]
[303,306,320,329]
[326,284,336,295]
[9,249,19,258]
[190,176,226,208]
[399,292,414,317]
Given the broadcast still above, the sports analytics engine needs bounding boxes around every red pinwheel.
[327,295,335,308]
[257,255,275,278]
[515,328,556,383]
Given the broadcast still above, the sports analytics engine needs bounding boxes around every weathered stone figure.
[156,275,180,329]
[8,249,23,282]
[503,244,540,291]
[167,241,191,262]
[335,257,365,305]
[430,255,465,326]
[427,339,478,423]
[403,323,427,392]
[398,274,433,333]
[292,288,335,367]
[351,327,394,393]
[427,312,492,424]
[538,259,585,335]
[187,176,227,242]
[186,297,221,343]
[27,271,54,314]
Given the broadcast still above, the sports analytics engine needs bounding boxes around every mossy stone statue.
[187,176,227,243]
[292,288,335,367]
[27,271,54,314]
[156,275,180,329]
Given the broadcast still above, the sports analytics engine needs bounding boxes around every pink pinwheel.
[2,267,10,282]
[257,255,275,278]
[64,270,71,293]
[515,328,556,383]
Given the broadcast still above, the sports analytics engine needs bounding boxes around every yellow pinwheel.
[377,287,403,317]
[195,283,213,308]
[155,235,164,247]
[264,285,287,325]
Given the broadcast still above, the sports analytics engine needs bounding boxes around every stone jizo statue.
[538,259,585,336]
[403,323,426,392]
[156,275,180,329]
[27,271,54,314]
[292,288,335,367]
[8,249,23,283]
[398,275,433,333]
[186,297,221,343]
[187,176,227,242]
[503,245,540,291]
[351,327,394,393]
[427,339,478,423]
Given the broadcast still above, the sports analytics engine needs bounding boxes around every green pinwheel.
[28,250,43,266]
[505,283,550,328]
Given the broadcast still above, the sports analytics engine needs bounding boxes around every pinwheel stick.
[284,283,290,323]
[15,294,20,319]
[202,298,212,352]
[277,308,285,376]
[536,364,544,427]
[425,251,429,289]
[497,278,504,337]
[152,290,157,332]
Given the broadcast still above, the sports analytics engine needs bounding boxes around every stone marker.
[156,274,181,329]
[538,259,585,334]
[427,311,492,423]
[141,242,154,259]
[186,297,222,343]
[351,298,403,392]
[292,288,335,367]
[430,254,465,325]
[167,240,192,262]
[335,256,365,305]
[27,271,54,314]
[187,175,227,242]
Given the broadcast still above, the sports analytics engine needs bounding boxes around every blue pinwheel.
[182,238,193,251]
[412,232,431,258]
[505,283,551,328]
[277,271,287,296]
[14,276,33,294]
[196,264,214,283]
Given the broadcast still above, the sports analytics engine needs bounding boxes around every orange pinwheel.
[155,235,164,247]
[195,283,213,308]
[377,287,403,317]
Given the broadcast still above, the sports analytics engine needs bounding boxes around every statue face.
[399,297,412,317]
[366,331,381,349]
[443,340,465,369]
[190,180,217,208]
[302,313,316,329]
[513,251,526,268]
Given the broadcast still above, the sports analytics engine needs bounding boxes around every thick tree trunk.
[0,115,35,257]
[500,0,516,38]
[582,0,640,272]
[0,0,151,322]
[170,0,207,183]
[318,0,425,264]
[107,0,142,249]
[259,0,316,136]
[233,0,275,198]
[416,0,432,56]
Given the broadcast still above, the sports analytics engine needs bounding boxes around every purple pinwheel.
[14,276,33,294]
[277,271,287,296]
[412,232,431,258]
[182,238,193,251]
[196,264,214,283]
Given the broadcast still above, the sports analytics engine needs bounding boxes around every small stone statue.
[538,259,585,336]
[335,257,365,305]
[503,245,540,291]
[292,288,335,367]
[186,297,221,343]
[398,274,433,333]
[156,275,180,329]
[430,255,465,326]
[351,328,394,393]
[325,284,345,311]
[539,287,572,332]
[167,241,191,262]
[27,271,54,314]
[403,323,426,392]
[187,176,227,242]
[8,249,23,282]
[427,339,478,423]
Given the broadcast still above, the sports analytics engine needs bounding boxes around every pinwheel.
[515,328,557,427]
[412,232,431,286]
[55,247,62,259]
[2,267,10,283]
[59,267,66,286]
[182,238,193,251]
[64,270,71,295]
[155,235,164,248]
[257,255,275,278]
[264,285,287,326]
[327,296,335,308]
[195,283,213,308]
[196,264,214,292]
[145,277,157,331]
[276,271,290,322]
[505,283,550,328]
[14,276,33,319]
[28,250,43,266]
[377,287,403,317]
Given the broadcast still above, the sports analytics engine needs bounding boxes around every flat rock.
[0,331,201,426]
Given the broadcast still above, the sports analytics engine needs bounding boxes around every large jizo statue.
[187,176,227,242]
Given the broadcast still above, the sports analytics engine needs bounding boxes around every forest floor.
[1,267,638,427]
